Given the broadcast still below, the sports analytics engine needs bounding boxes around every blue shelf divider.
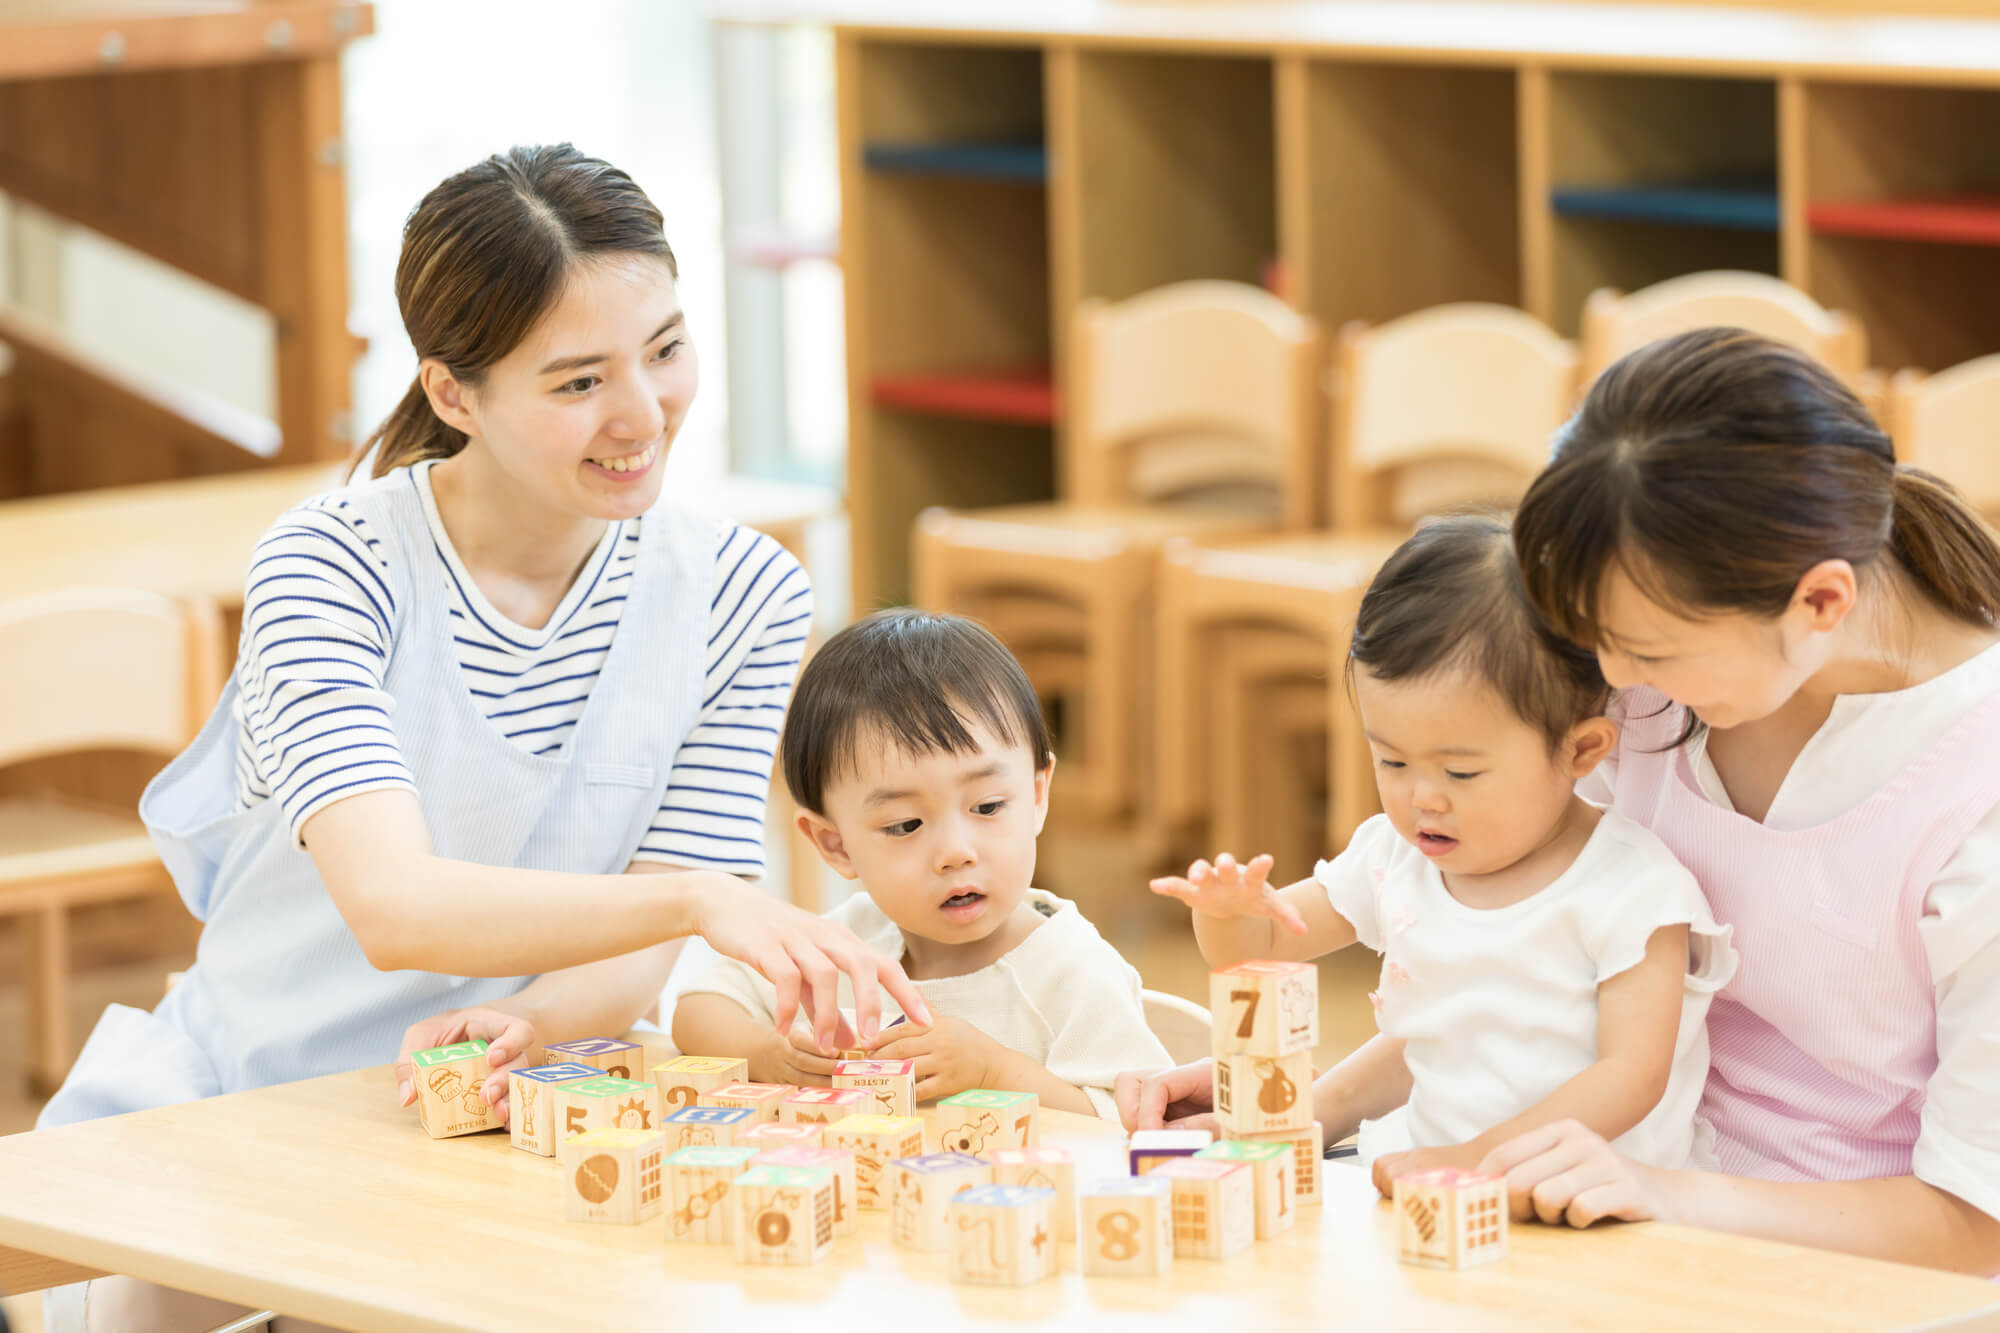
[1552,183,1779,231]
[862,142,1048,183]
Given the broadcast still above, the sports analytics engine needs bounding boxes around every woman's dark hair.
[1515,328,2000,655]
[360,144,677,477]
[781,609,1054,814]
[1348,513,1609,749]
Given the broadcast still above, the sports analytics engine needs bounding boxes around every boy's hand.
[1148,852,1307,935]
[394,1006,538,1125]
[1370,1142,1488,1197]
[867,1014,1004,1103]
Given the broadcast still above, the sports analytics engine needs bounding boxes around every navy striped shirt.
[231,462,810,878]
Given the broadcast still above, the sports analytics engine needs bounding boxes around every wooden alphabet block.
[1210,960,1318,1058]
[732,1164,838,1266]
[1213,1049,1314,1135]
[1080,1177,1175,1277]
[556,1076,662,1143]
[778,1086,870,1127]
[933,1089,1038,1154]
[650,1055,748,1113]
[1128,1128,1212,1175]
[1196,1139,1294,1239]
[543,1037,645,1081]
[1242,1121,1324,1205]
[832,1058,917,1117]
[755,1146,859,1236]
[1395,1168,1508,1270]
[1151,1158,1253,1259]
[885,1152,993,1251]
[948,1185,1057,1286]
[561,1127,666,1225]
[411,1040,499,1139]
[703,1080,796,1122]
[661,1104,759,1153]
[989,1147,1076,1242]
[825,1114,927,1210]
[507,1061,601,1156]
[737,1121,825,1152]
[664,1145,758,1243]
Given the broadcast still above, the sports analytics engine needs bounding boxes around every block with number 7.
[1210,960,1318,1057]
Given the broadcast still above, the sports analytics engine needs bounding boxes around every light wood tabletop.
[0,1064,1991,1332]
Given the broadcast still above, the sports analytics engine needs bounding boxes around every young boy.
[671,610,1170,1116]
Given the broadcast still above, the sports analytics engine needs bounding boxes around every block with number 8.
[1080,1176,1175,1277]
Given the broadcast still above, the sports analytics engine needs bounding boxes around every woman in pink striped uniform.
[1122,328,2000,1273]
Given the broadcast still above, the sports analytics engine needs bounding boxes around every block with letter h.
[832,1058,916,1116]
[1080,1176,1175,1277]
[544,1037,645,1081]
[933,1089,1038,1155]
[886,1152,992,1251]
[508,1062,599,1156]
[732,1164,838,1266]
[949,1185,1057,1287]
[562,1127,665,1224]
[665,1145,758,1244]
[651,1055,747,1113]
[662,1103,759,1153]
[411,1040,499,1139]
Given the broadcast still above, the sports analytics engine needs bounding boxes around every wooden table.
[0,1066,1992,1332]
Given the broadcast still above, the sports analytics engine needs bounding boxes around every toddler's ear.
[1564,716,1619,779]
[795,809,860,879]
[1030,753,1056,834]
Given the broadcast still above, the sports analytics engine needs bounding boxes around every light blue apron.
[38,467,711,1128]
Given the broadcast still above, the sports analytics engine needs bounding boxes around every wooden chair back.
[1890,355,2000,521]
[1579,270,1868,388]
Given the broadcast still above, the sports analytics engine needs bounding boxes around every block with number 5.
[1209,960,1318,1057]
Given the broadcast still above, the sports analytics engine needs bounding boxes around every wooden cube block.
[1210,960,1318,1058]
[1395,1168,1508,1270]
[411,1040,499,1139]
[557,1076,662,1143]
[778,1086,870,1127]
[948,1185,1057,1286]
[508,1062,602,1156]
[704,1081,796,1122]
[832,1058,917,1117]
[825,1114,927,1210]
[1196,1139,1295,1239]
[561,1127,666,1224]
[732,1164,838,1266]
[1129,1128,1212,1175]
[650,1055,748,1113]
[1080,1177,1175,1277]
[1213,1049,1314,1135]
[989,1147,1076,1242]
[885,1152,993,1251]
[755,1146,859,1236]
[664,1145,758,1244]
[543,1037,645,1081]
[933,1089,1038,1154]
[661,1104,759,1153]
[737,1121,825,1152]
[1152,1158,1254,1260]
[1242,1121,1324,1205]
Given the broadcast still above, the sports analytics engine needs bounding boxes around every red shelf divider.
[870,366,1058,426]
[1807,197,2000,247]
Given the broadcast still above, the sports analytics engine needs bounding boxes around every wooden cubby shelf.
[869,368,1058,425]
[861,142,1048,182]
[1807,198,2000,246]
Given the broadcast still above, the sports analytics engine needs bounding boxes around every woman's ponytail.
[1888,463,2000,628]
[357,378,466,479]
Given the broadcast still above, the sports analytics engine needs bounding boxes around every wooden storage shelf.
[1807,197,2000,246]
[1552,183,1779,231]
[862,141,1047,181]
[870,366,1057,425]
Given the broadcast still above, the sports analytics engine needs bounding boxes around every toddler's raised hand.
[1148,852,1307,935]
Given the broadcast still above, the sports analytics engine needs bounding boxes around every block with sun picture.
[556,1076,662,1143]
[732,1164,838,1266]
[1395,1168,1508,1270]
[561,1127,666,1224]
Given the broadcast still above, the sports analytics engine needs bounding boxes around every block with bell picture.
[1079,1176,1174,1277]
[832,1058,916,1117]
[737,1120,825,1152]
[543,1036,645,1081]
[1395,1167,1508,1270]
[664,1145,758,1243]
[1152,1157,1255,1260]
[948,1185,1057,1287]
[733,1163,838,1266]
[1243,1120,1324,1205]
[1213,1049,1314,1134]
[562,1127,666,1225]
[1196,1139,1294,1238]
[933,1088,1038,1155]
[886,1152,992,1251]
[1210,960,1318,1057]
[557,1075,662,1143]
[989,1146,1075,1242]
[755,1146,859,1235]
[661,1103,759,1153]
[704,1080,795,1122]
[411,1040,500,1139]
[779,1086,870,1127]
[1128,1127,1211,1175]
[508,1061,601,1155]
[825,1114,927,1209]
[650,1054,748,1113]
